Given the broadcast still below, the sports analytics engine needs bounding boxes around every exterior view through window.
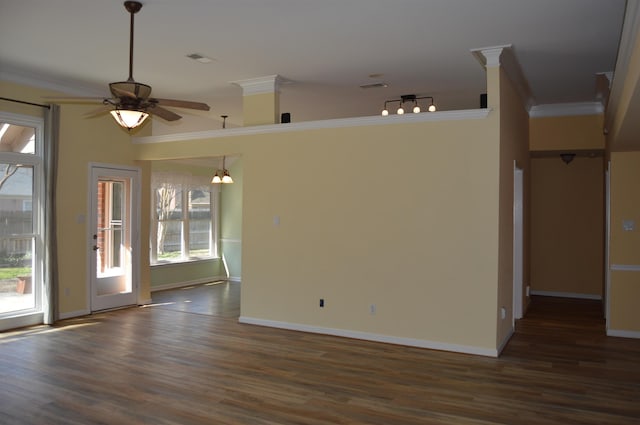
[151,172,217,264]
[0,120,42,320]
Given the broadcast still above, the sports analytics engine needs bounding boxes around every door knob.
[93,245,99,251]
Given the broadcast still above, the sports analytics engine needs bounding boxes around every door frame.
[513,162,524,321]
[87,163,141,312]
[0,111,45,331]
[605,161,611,326]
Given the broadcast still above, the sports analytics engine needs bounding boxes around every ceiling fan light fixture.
[110,108,149,130]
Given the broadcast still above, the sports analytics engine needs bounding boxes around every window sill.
[151,257,221,268]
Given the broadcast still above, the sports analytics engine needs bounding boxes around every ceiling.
[0,0,629,130]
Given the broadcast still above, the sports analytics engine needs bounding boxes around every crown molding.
[470,44,513,68]
[133,108,492,144]
[230,74,283,96]
[470,44,535,111]
[529,102,604,118]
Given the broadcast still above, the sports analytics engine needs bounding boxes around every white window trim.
[151,177,219,265]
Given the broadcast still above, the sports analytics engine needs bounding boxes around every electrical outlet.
[369,304,376,315]
[319,298,324,308]
[501,307,507,320]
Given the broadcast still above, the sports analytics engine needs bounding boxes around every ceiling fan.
[57,1,210,130]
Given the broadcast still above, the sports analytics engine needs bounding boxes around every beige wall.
[530,156,605,296]
[495,66,530,347]
[243,93,279,126]
[608,151,640,333]
[136,117,503,353]
[530,115,605,152]
[57,104,151,313]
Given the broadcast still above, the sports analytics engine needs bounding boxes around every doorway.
[89,165,140,311]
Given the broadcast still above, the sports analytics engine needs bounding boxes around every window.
[0,113,44,322]
[151,172,217,264]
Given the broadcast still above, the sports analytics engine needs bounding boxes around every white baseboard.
[238,316,499,358]
[228,276,241,283]
[150,276,228,292]
[138,298,152,306]
[530,290,602,300]
[497,327,515,356]
[607,329,640,339]
[58,309,91,320]
[0,313,44,332]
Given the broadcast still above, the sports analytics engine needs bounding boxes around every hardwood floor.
[1,290,639,424]
[151,280,241,318]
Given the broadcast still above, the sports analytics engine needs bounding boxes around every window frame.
[150,175,219,265]
[0,111,45,324]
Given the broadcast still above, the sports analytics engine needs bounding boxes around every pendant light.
[212,156,233,184]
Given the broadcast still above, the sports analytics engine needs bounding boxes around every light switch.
[273,215,280,226]
[623,220,635,231]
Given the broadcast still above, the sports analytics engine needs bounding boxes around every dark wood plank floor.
[1,289,639,425]
[150,280,241,318]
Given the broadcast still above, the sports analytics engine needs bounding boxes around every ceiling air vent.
[186,53,214,64]
[359,82,388,89]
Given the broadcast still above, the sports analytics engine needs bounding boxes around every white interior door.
[89,165,139,311]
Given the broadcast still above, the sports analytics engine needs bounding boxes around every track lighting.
[381,95,436,116]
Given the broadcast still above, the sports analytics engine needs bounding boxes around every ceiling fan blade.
[84,105,113,117]
[152,98,210,111]
[150,106,182,121]
[42,96,105,104]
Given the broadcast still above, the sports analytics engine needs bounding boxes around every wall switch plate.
[623,220,635,231]
[369,304,376,315]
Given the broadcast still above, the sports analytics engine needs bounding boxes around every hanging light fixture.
[110,108,149,130]
[381,94,437,116]
[221,169,233,184]
[212,156,233,184]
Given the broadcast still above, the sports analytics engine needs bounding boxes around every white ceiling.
[0,0,628,130]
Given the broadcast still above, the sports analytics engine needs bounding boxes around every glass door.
[0,115,43,330]
[0,163,37,315]
[90,166,139,311]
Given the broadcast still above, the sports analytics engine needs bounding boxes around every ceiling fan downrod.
[124,1,143,82]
